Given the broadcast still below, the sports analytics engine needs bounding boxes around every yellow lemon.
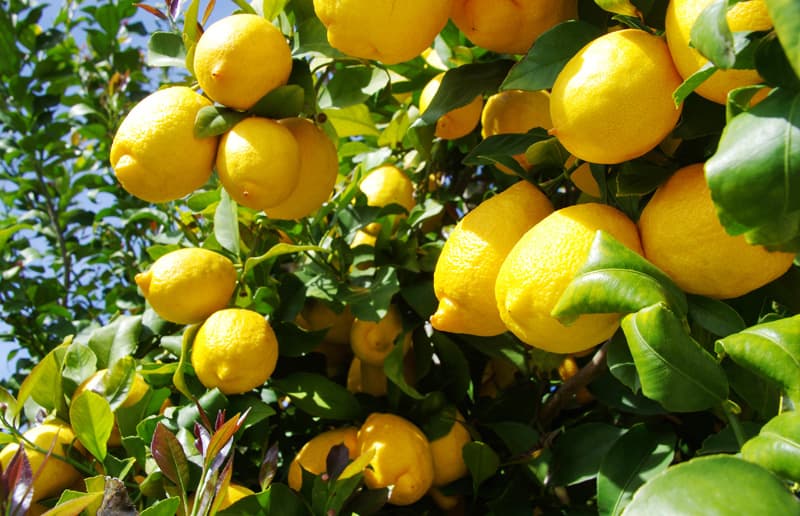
[179,483,256,516]
[481,89,553,173]
[191,308,279,394]
[665,0,772,105]
[312,0,452,64]
[431,181,554,336]
[296,301,354,377]
[0,422,82,502]
[135,248,237,325]
[451,0,578,54]
[419,73,483,140]
[350,304,413,367]
[288,427,360,491]
[568,159,601,198]
[110,86,218,203]
[479,357,518,398]
[430,411,471,487]
[193,14,292,111]
[495,203,643,354]
[549,29,683,164]
[216,117,300,210]
[265,118,340,220]
[357,413,435,506]
[358,165,416,235]
[557,357,594,404]
[638,163,795,299]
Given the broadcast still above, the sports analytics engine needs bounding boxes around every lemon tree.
[2,0,800,515]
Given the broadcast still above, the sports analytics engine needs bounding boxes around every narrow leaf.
[243,243,327,276]
[70,391,114,462]
[594,0,641,17]
[150,422,191,494]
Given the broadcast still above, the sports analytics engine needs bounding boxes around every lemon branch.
[539,342,609,426]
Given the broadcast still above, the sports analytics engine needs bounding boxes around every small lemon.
[216,117,301,210]
[358,165,416,235]
[638,163,795,299]
[350,304,412,367]
[135,248,237,325]
[430,411,471,487]
[191,308,279,394]
[665,0,772,105]
[495,203,643,354]
[358,413,435,505]
[550,29,683,164]
[110,86,218,203]
[431,181,554,336]
[312,0,452,64]
[193,14,292,111]
[451,0,578,54]
[419,73,483,140]
[288,427,360,491]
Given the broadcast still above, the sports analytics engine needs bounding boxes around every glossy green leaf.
[323,104,379,138]
[765,0,800,78]
[217,483,311,516]
[742,411,800,482]
[591,371,665,415]
[705,88,800,252]
[45,492,104,516]
[597,424,676,516]
[318,65,389,109]
[698,421,762,455]
[606,331,641,392]
[70,391,114,461]
[716,314,800,402]
[61,341,97,395]
[182,0,200,75]
[690,0,735,69]
[194,106,247,138]
[523,137,569,169]
[624,455,800,515]
[261,0,289,21]
[673,63,718,106]
[104,357,137,411]
[622,304,729,412]
[552,231,688,324]
[724,360,781,418]
[550,422,626,486]
[463,441,501,492]
[174,324,200,401]
[250,85,305,119]
[17,345,66,415]
[687,295,746,337]
[755,32,800,91]
[87,315,141,369]
[614,160,677,197]
[462,129,550,176]
[214,188,241,256]
[271,372,362,420]
[501,20,604,91]
[146,31,186,68]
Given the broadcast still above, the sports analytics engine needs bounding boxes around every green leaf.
[673,64,718,106]
[705,88,800,252]
[715,314,800,403]
[243,243,327,276]
[174,324,201,401]
[250,85,305,119]
[501,20,604,91]
[214,188,240,256]
[687,295,746,337]
[621,304,729,412]
[484,421,540,456]
[182,0,201,74]
[462,129,550,175]
[271,372,362,420]
[691,0,735,69]
[606,332,641,392]
[45,492,104,516]
[146,31,186,68]
[698,421,762,455]
[323,104,379,138]
[261,0,289,21]
[624,455,800,515]
[742,411,800,483]
[594,0,641,17]
[70,390,114,461]
[755,32,800,91]
[139,497,181,516]
[0,223,33,253]
[523,137,569,169]
[384,334,423,400]
[103,357,137,411]
[318,65,390,109]
[614,160,677,197]
[0,10,20,76]
[431,332,472,401]
[550,422,626,486]
[194,106,247,138]
[723,360,781,418]
[463,441,501,493]
[61,341,97,395]
[88,315,142,369]
[597,424,676,516]
[765,0,800,78]
[217,483,311,516]
[18,345,66,415]
[552,231,688,324]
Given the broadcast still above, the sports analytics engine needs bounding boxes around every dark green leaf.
[463,441,501,492]
[691,0,735,69]
[217,483,311,516]
[70,390,114,462]
[755,32,800,91]
[484,421,540,456]
[384,334,423,400]
[194,106,247,138]
[146,31,186,68]
[765,0,800,78]
[724,360,781,418]
[273,322,327,358]
[271,372,362,420]
[550,422,626,486]
[523,137,569,169]
[698,421,762,455]
[319,65,389,109]
[614,161,677,197]
[250,85,305,119]
[742,411,800,482]
[462,129,550,176]
[606,332,640,392]
[687,295,746,337]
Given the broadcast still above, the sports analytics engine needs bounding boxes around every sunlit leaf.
[194,106,247,138]
[151,422,190,495]
[765,0,800,77]
[146,31,186,68]
[742,410,800,482]
[271,372,362,420]
[70,390,114,461]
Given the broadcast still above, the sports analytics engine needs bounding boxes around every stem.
[722,401,747,450]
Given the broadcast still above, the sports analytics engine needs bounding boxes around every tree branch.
[33,158,72,309]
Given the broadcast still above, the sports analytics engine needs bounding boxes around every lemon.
[296,300,354,377]
[419,73,483,140]
[549,29,683,164]
[312,0,452,64]
[481,89,553,173]
[179,483,255,516]
[135,248,237,325]
[216,117,301,211]
[430,411,471,487]
[350,304,412,367]
[110,86,218,203]
[495,203,643,354]
[193,14,292,111]
[357,413,435,506]
[665,0,772,105]
[358,164,416,235]
[265,118,340,220]
[0,422,82,502]
[346,357,388,397]
[451,0,578,54]
[431,181,554,336]
[191,308,279,394]
[288,427,360,490]
[639,163,795,299]
[568,159,601,198]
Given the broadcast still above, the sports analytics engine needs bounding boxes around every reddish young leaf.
[150,423,190,495]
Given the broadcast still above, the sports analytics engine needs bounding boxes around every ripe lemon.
[481,89,553,173]
[347,357,388,397]
[419,73,483,140]
[216,117,301,211]
[191,308,279,394]
[358,165,416,235]
[296,300,354,377]
[451,0,578,54]
[549,29,683,164]
[495,203,643,354]
[665,0,772,105]
[350,304,412,367]
[312,0,452,64]
[135,248,237,325]
[193,14,292,111]
[0,422,82,502]
[357,413,435,505]
[288,427,360,490]
[110,86,218,203]
[179,483,255,516]
[639,163,795,299]
[429,411,471,487]
[431,181,554,336]
[264,118,339,220]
